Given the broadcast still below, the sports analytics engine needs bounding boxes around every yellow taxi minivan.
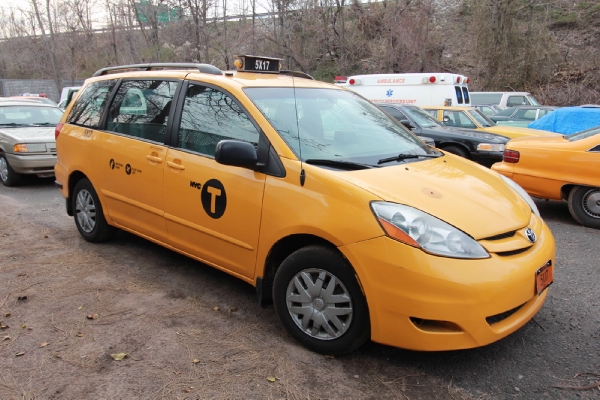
[55,56,555,355]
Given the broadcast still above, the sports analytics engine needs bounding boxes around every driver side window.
[177,84,259,156]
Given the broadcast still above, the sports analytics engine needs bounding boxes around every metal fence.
[0,79,84,103]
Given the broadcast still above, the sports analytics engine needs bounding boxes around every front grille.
[482,230,517,241]
[486,303,525,325]
[496,247,531,257]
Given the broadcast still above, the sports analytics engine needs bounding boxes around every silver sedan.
[0,100,63,186]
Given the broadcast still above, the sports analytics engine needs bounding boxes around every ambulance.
[335,73,471,107]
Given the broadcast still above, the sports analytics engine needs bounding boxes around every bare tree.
[31,0,62,91]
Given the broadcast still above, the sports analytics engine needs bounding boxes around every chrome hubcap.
[583,189,600,218]
[0,158,8,182]
[285,268,353,340]
[75,189,97,233]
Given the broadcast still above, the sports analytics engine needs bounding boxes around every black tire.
[273,245,370,355]
[567,186,600,229]
[442,145,469,159]
[0,153,22,187]
[72,178,117,242]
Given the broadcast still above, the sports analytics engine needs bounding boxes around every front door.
[164,83,266,279]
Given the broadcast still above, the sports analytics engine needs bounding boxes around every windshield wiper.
[305,159,377,170]
[32,122,56,126]
[378,153,441,165]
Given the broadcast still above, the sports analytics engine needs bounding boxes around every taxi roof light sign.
[234,55,282,74]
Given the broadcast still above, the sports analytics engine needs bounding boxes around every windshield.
[467,108,496,127]
[527,95,540,106]
[244,88,434,165]
[567,126,600,142]
[494,107,517,117]
[0,106,63,126]
[402,105,441,128]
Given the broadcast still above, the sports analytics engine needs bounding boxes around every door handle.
[146,155,164,163]
[167,161,185,170]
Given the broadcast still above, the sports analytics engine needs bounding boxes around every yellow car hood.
[506,134,568,147]
[482,125,558,137]
[337,155,533,239]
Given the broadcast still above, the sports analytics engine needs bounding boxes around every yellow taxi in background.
[492,126,600,229]
[54,56,555,355]
[423,105,558,140]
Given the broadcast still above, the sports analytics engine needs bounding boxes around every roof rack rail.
[92,63,222,77]
[280,70,315,80]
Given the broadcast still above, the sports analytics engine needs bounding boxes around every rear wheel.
[273,245,370,355]
[72,178,117,242]
[442,145,469,159]
[568,186,600,229]
[0,154,22,187]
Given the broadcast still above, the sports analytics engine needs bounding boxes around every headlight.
[14,143,47,153]
[371,202,489,259]
[499,175,541,217]
[477,143,505,152]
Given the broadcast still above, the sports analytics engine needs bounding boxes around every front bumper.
[470,150,504,168]
[6,153,56,176]
[340,220,555,351]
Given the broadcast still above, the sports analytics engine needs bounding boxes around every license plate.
[536,261,553,295]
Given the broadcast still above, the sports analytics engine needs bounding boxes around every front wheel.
[0,154,22,187]
[72,178,117,242]
[442,145,469,159]
[273,245,370,355]
[568,186,600,229]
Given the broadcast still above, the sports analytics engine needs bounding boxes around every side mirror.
[399,119,415,129]
[215,140,258,169]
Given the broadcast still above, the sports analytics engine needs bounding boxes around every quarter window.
[177,84,259,156]
[67,80,115,129]
[106,80,178,143]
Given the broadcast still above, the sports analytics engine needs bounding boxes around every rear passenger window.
[443,111,476,129]
[507,96,527,107]
[67,80,115,129]
[178,84,259,156]
[462,88,470,104]
[106,80,178,143]
[455,86,464,104]
[380,106,407,121]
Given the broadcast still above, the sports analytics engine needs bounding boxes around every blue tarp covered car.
[528,106,600,134]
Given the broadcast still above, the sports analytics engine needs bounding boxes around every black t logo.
[109,159,115,169]
[125,164,132,175]
[201,179,226,219]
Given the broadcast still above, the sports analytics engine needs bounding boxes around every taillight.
[429,76,436,83]
[55,122,64,140]
[503,149,520,163]
[456,76,461,83]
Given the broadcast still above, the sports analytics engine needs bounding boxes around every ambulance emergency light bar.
[346,73,470,85]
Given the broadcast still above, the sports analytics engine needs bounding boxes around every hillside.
[0,0,598,106]
[438,0,600,106]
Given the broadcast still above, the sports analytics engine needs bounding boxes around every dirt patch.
[0,190,473,399]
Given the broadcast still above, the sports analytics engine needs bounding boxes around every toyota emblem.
[525,228,537,243]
